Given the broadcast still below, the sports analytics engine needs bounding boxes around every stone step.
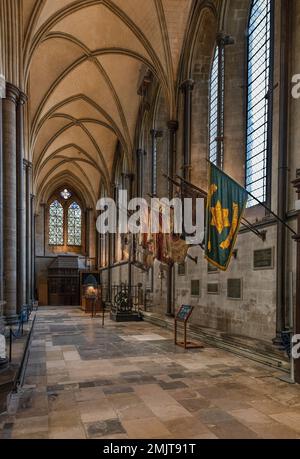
[142,311,290,372]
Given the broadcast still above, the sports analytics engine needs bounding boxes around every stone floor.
[1,306,300,439]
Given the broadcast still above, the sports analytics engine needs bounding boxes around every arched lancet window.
[47,188,83,249]
[246,0,273,206]
[209,43,224,168]
[49,200,64,246]
[67,202,82,246]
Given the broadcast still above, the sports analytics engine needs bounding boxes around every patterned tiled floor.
[1,306,300,439]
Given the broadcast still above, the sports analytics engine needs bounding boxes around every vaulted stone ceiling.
[23,0,193,206]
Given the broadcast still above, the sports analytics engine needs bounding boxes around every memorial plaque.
[178,263,186,276]
[253,248,273,269]
[227,278,242,299]
[207,283,219,294]
[191,279,200,296]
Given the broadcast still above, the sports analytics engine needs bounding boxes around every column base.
[20,304,31,317]
[0,316,5,335]
[4,314,19,326]
[272,333,285,350]
[0,358,9,371]
[110,310,143,322]
[165,312,174,318]
[0,332,7,368]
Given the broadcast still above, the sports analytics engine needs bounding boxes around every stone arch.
[189,6,218,189]
[220,0,251,184]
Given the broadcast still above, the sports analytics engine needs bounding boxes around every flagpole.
[175,174,207,197]
[173,172,267,241]
[161,174,182,191]
[241,219,266,241]
[206,159,297,237]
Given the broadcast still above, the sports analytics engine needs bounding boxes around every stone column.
[31,196,36,301]
[150,129,163,196]
[0,301,7,368]
[2,83,19,324]
[16,92,27,313]
[0,83,8,366]
[166,121,178,317]
[125,173,134,308]
[85,208,92,267]
[96,225,100,270]
[25,161,32,305]
[107,232,112,303]
[292,171,300,384]
[136,149,146,197]
[180,79,194,181]
[167,121,179,198]
[88,210,96,270]
[0,76,5,302]
[274,0,291,347]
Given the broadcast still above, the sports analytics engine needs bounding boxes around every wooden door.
[48,276,79,306]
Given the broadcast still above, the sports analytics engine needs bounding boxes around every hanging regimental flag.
[205,162,248,271]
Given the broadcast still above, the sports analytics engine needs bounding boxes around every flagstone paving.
[1,306,300,439]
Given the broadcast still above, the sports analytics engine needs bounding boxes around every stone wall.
[175,225,277,341]
[129,0,297,346]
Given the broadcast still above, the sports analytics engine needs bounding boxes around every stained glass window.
[49,200,64,245]
[67,201,82,246]
[246,0,272,206]
[209,44,224,167]
[61,188,72,200]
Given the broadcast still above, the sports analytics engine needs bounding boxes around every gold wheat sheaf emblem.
[209,185,239,251]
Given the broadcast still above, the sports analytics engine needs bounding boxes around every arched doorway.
[48,256,80,306]
[46,187,84,305]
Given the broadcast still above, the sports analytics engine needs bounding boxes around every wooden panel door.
[48,277,79,305]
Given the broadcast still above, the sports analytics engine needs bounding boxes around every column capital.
[150,129,163,138]
[167,120,179,132]
[180,79,194,92]
[23,159,32,170]
[18,91,28,106]
[5,82,20,104]
[122,172,135,181]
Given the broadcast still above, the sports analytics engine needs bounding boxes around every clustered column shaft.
[1,82,29,323]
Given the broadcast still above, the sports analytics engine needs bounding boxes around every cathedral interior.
[1,0,300,440]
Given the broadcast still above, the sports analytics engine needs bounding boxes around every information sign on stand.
[174,305,203,349]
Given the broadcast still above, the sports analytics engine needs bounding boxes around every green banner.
[205,163,248,271]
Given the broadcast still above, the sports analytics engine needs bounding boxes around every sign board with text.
[174,305,203,350]
[176,305,194,322]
